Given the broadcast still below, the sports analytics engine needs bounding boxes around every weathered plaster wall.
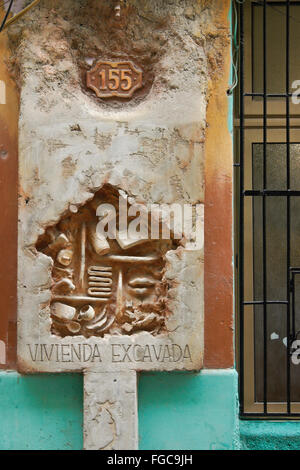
[14,0,205,374]
[0,0,236,451]
[0,0,234,370]
[240,421,300,450]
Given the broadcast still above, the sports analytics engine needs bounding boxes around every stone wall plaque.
[14,0,207,449]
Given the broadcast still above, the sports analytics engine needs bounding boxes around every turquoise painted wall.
[139,370,239,450]
[240,421,300,451]
[0,372,83,450]
[2,369,300,450]
[0,370,239,450]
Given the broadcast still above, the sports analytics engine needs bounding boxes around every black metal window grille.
[238,0,300,418]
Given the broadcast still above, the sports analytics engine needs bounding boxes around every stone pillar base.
[84,370,138,450]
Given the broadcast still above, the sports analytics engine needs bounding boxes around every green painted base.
[138,370,239,450]
[0,369,239,450]
[240,420,300,450]
[0,372,83,450]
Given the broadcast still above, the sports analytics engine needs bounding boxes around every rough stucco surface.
[240,421,300,450]
[7,0,233,374]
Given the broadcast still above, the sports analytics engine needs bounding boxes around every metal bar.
[1,0,41,32]
[262,0,268,415]
[240,0,297,419]
[241,413,300,419]
[253,0,300,4]
[244,93,293,97]
[286,0,291,414]
[0,0,13,33]
[244,302,288,305]
[292,273,296,340]
[239,0,245,416]
[244,190,300,196]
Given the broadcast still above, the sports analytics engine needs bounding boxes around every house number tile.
[86,60,143,99]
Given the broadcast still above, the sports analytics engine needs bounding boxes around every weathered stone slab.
[14,0,205,374]
[84,370,138,450]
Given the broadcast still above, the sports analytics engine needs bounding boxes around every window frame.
[236,0,300,419]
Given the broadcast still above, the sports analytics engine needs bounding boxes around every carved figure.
[36,186,177,337]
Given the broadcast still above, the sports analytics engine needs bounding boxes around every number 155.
[99,69,132,91]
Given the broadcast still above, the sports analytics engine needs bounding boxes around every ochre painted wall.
[0,4,18,369]
[204,0,234,368]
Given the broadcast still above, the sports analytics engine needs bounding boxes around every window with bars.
[236,0,300,417]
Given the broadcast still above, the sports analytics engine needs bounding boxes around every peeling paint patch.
[271,332,280,341]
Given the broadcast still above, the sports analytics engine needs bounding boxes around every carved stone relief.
[12,0,210,449]
[15,0,205,379]
[36,185,177,338]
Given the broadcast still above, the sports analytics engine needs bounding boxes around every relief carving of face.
[37,187,176,338]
